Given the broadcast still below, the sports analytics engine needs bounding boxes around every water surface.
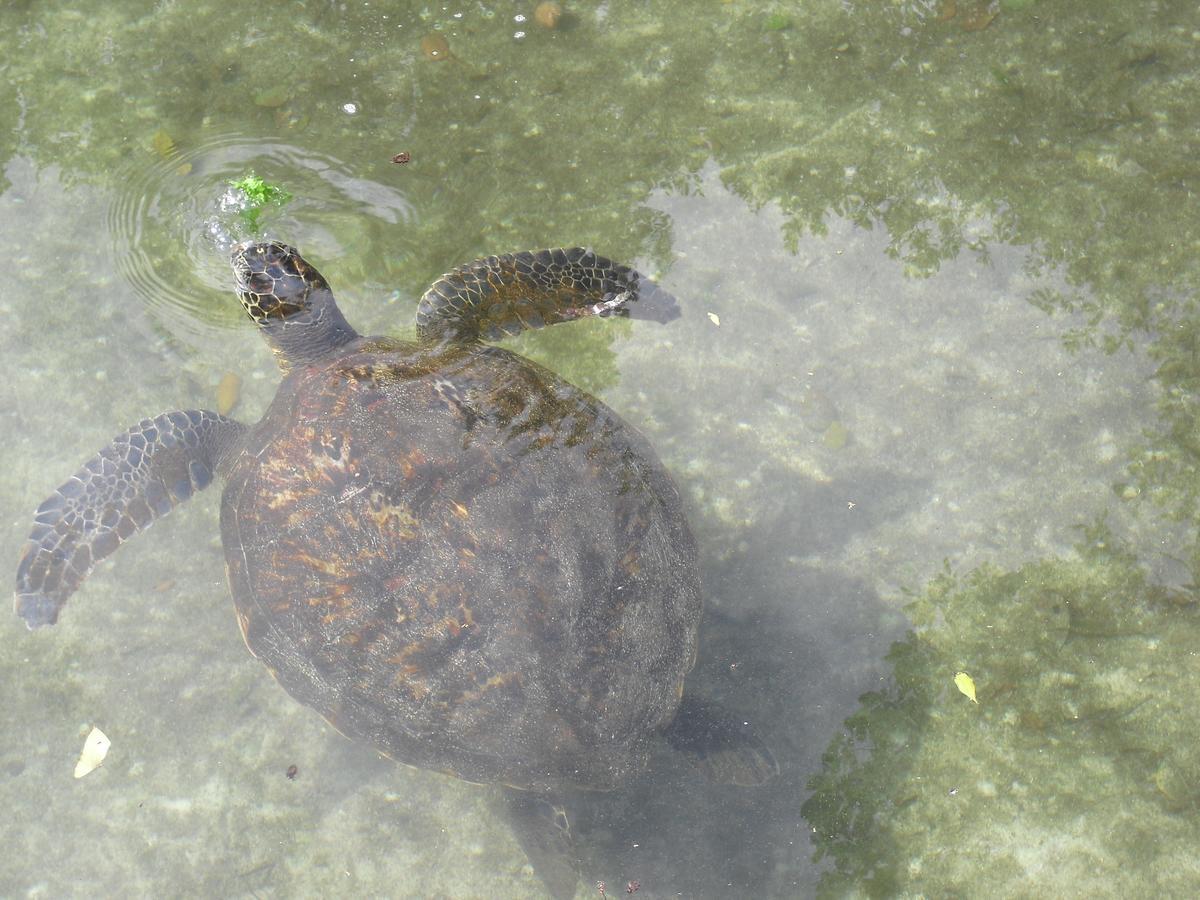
[2,1,1199,897]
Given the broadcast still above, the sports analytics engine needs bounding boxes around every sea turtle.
[14,241,778,896]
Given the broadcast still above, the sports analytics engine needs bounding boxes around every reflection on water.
[2,0,1199,897]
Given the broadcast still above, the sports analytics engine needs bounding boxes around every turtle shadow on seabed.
[541,462,918,898]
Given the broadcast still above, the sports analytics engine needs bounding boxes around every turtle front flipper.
[416,248,680,345]
[14,410,245,629]
[664,695,780,787]
[499,787,581,900]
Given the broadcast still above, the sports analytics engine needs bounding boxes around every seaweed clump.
[229,173,292,234]
[804,525,1200,896]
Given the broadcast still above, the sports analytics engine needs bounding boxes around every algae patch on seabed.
[804,524,1200,897]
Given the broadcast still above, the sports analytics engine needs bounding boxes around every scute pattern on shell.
[221,338,701,791]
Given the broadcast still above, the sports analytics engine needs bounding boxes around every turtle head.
[231,241,359,371]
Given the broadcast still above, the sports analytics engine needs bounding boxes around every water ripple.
[105,133,414,346]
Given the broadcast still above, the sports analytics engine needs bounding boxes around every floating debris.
[763,13,791,31]
[534,1,563,29]
[74,726,111,778]
[151,130,176,159]
[274,107,309,132]
[418,32,485,77]
[795,382,839,434]
[707,312,721,327]
[217,372,242,415]
[254,85,290,109]
[959,5,997,31]
[954,671,979,703]
[391,151,412,165]
[420,33,453,61]
[822,421,849,451]
[936,0,999,30]
[229,173,293,233]
[936,0,958,22]
[151,130,192,175]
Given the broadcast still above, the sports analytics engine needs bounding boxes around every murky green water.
[2,1,1199,897]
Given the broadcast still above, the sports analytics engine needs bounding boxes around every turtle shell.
[220,336,700,791]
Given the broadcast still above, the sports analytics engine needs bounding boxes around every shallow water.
[2,1,1200,897]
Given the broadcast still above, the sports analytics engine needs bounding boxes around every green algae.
[763,13,793,33]
[805,522,1200,896]
[230,172,291,209]
[822,420,849,451]
[229,172,292,234]
[1121,296,1200,541]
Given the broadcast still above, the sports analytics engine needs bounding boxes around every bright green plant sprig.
[230,172,292,232]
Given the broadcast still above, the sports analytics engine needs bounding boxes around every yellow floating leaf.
[707,312,721,326]
[74,726,111,778]
[954,671,978,703]
[151,129,176,159]
[216,372,241,415]
[823,421,849,450]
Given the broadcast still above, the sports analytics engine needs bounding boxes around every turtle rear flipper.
[417,247,680,344]
[14,410,244,628]
[499,787,580,900]
[664,695,779,786]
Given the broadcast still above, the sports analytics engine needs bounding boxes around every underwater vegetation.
[1123,296,1200,533]
[803,522,1200,897]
